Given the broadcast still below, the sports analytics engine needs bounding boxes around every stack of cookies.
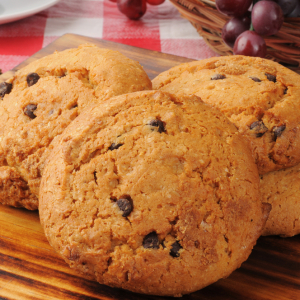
[0,45,298,296]
[0,44,152,209]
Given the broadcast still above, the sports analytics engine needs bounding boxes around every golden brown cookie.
[0,44,151,210]
[260,164,300,237]
[152,55,300,175]
[39,90,270,296]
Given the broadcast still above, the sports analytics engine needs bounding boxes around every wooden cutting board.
[0,34,299,300]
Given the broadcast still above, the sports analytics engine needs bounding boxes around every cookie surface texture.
[260,164,300,237]
[152,55,300,175]
[39,90,269,296]
[0,44,151,209]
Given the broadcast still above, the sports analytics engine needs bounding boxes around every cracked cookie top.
[39,90,269,296]
[152,55,300,174]
[0,44,151,210]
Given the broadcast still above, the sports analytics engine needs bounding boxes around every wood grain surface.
[0,34,299,300]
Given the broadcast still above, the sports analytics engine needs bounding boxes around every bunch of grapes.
[217,0,300,58]
[109,0,165,20]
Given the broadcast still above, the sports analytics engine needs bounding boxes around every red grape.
[233,30,267,58]
[252,1,283,36]
[117,0,147,20]
[222,14,251,48]
[277,0,297,16]
[146,0,165,5]
[216,0,253,17]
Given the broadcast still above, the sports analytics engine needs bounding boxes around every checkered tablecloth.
[0,0,218,74]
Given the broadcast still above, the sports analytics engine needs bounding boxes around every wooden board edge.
[0,33,195,82]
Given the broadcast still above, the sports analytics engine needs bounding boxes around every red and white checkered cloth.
[0,0,218,73]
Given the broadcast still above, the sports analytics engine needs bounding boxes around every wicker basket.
[170,0,300,73]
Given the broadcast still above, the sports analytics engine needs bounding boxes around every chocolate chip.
[26,73,40,87]
[250,77,261,82]
[143,232,159,249]
[117,197,133,217]
[250,121,268,137]
[273,125,286,140]
[109,143,123,151]
[0,82,12,98]
[24,104,37,119]
[0,69,2,75]
[170,241,182,258]
[71,104,78,109]
[265,73,276,83]
[94,171,98,185]
[211,74,226,80]
[284,88,288,95]
[148,119,165,133]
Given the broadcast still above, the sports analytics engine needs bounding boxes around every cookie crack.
[293,218,298,230]
[90,208,100,228]
[267,152,279,167]
[223,234,232,258]
[69,68,94,90]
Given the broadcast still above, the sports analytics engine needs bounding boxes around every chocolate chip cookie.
[39,90,270,296]
[0,44,152,210]
[260,164,300,237]
[152,55,300,174]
